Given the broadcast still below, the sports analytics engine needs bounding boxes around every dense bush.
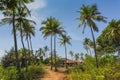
[0,63,45,80]
[0,66,18,80]
[20,63,45,80]
[68,55,120,80]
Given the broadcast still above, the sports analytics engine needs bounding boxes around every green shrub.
[68,55,120,80]
[20,63,45,80]
[0,66,18,80]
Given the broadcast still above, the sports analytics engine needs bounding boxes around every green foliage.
[68,55,120,80]
[0,66,18,80]
[97,19,120,54]
[20,63,45,80]
[0,63,45,80]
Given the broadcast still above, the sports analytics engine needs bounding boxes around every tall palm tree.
[52,18,65,71]
[0,0,34,74]
[40,17,54,70]
[24,25,35,62]
[1,0,21,73]
[59,34,71,69]
[77,4,106,68]
[40,17,65,71]
[69,51,74,61]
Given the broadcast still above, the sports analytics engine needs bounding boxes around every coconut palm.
[43,46,49,58]
[40,17,65,71]
[40,17,54,70]
[23,25,35,62]
[1,6,35,71]
[0,0,34,74]
[77,4,106,68]
[69,51,74,61]
[83,38,92,56]
[59,34,71,69]
[74,53,80,60]
[52,18,65,71]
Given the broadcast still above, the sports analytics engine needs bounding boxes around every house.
[58,58,81,67]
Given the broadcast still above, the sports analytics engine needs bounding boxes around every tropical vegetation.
[0,1,120,80]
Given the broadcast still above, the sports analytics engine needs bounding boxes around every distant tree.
[74,53,80,60]
[43,45,49,57]
[83,38,92,56]
[60,34,71,69]
[69,51,74,61]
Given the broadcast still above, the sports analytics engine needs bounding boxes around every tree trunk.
[13,8,20,73]
[29,36,33,51]
[27,37,31,64]
[20,27,27,72]
[90,27,99,68]
[54,34,57,71]
[50,34,53,70]
[65,43,68,69]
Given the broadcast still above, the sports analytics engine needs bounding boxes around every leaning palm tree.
[77,4,106,68]
[5,6,35,71]
[59,34,71,69]
[0,0,34,73]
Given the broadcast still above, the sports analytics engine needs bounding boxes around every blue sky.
[0,0,120,59]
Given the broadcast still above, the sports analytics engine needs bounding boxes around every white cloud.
[27,0,46,11]
[0,12,4,20]
[27,0,47,29]
[0,50,5,60]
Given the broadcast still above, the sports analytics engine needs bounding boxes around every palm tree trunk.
[90,27,99,68]
[50,34,53,70]
[20,28,27,72]
[27,37,31,64]
[12,8,20,73]
[54,34,57,71]
[29,37,33,51]
[65,43,68,69]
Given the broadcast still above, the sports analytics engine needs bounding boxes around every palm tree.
[59,34,71,69]
[74,53,79,60]
[77,4,106,68]
[43,46,49,58]
[40,17,65,71]
[24,25,35,63]
[2,6,35,71]
[37,48,44,59]
[40,17,54,70]
[52,18,65,71]
[0,0,34,75]
[69,51,74,61]
[83,38,92,56]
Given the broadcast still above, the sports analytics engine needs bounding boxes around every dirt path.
[40,66,67,80]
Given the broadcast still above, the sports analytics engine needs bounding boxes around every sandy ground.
[40,66,67,80]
